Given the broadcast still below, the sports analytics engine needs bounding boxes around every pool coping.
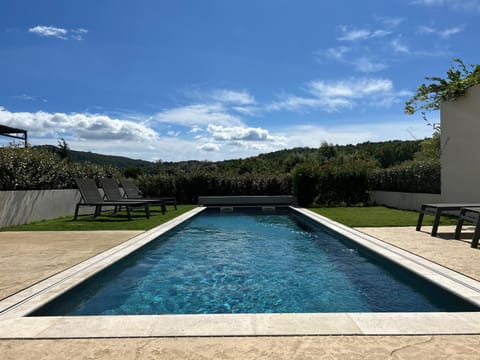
[0,206,479,338]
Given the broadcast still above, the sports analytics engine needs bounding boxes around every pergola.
[0,124,28,147]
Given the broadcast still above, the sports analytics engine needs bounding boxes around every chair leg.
[126,206,132,220]
[416,206,426,231]
[74,204,80,220]
[173,201,177,210]
[145,204,151,219]
[431,209,442,237]
[471,218,480,248]
[455,213,464,240]
[161,201,166,215]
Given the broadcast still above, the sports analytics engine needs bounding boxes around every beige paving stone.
[0,231,143,301]
[2,226,480,358]
[1,335,480,359]
[357,226,480,281]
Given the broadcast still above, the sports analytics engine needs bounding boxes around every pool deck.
[1,220,480,358]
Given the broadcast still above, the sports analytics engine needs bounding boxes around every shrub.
[369,159,440,194]
[0,146,120,190]
[138,173,293,203]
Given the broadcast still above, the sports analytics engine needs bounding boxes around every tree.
[405,58,480,130]
[57,138,70,160]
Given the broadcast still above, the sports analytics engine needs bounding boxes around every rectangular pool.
[31,207,478,316]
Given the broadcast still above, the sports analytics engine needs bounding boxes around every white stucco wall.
[0,189,81,228]
[369,191,441,211]
[440,84,480,202]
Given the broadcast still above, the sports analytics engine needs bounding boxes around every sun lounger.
[99,178,165,214]
[120,178,177,210]
[454,207,480,248]
[74,178,150,221]
[416,203,480,237]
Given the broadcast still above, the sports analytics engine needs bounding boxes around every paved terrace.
[1,225,480,359]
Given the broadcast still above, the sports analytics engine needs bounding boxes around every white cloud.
[0,106,158,142]
[391,39,410,54]
[28,25,88,40]
[417,25,464,38]
[323,46,351,61]
[338,26,391,41]
[267,78,407,113]
[209,90,255,105]
[153,104,244,127]
[207,124,276,142]
[197,143,220,152]
[353,57,388,73]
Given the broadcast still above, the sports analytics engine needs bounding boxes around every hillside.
[35,138,425,176]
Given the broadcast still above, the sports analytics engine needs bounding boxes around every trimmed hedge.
[292,163,369,207]
[369,160,440,194]
[138,173,293,204]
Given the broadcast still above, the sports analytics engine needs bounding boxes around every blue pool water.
[31,208,478,315]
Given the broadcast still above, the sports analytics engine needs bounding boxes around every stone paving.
[1,225,480,359]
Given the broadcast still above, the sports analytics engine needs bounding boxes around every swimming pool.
[31,207,478,316]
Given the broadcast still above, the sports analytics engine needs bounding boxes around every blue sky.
[1,0,479,161]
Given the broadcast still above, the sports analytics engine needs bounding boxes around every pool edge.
[1,205,480,338]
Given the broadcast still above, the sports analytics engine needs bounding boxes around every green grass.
[308,206,458,228]
[1,205,198,231]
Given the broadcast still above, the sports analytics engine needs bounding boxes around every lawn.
[1,205,198,231]
[2,205,457,231]
[308,206,458,228]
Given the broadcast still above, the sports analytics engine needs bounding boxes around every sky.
[0,0,479,162]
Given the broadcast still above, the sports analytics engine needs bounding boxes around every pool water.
[31,208,478,315]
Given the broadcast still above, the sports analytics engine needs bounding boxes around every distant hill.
[35,138,424,175]
[35,145,154,169]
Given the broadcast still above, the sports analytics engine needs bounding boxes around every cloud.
[412,0,480,11]
[153,104,244,127]
[338,26,391,41]
[267,77,407,113]
[323,46,351,61]
[417,25,464,38]
[0,106,158,142]
[391,39,410,54]
[352,57,388,73]
[28,25,88,40]
[209,90,255,105]
[206,124,277,142]
[197,143,220,152]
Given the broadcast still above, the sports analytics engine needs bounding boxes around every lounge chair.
[120,178,177,210]
[416,203,480,237]
[99,178,166,215]
[74,178,150,221]
[454,207,480,248]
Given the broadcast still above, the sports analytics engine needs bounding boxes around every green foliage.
[369,159,440,194]
[414,132,441,161]
[138,173,292,204]
[291,163,320,206]
[0,146,120,190]
[309,206,458,227]
[1,205,197,231]
[405,58,480,129]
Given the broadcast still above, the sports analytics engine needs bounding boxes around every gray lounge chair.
[99,178,166,215]
[454,207,480,248]
[120,178,177,210]
[74,178,150,221]
[416,203,480,237]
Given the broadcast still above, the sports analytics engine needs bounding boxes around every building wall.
[440,84,480,202]
[369,191,441,211]
[0,189,81,228]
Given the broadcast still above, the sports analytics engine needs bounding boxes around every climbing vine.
[405,58,480,130]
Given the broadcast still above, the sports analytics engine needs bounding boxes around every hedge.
[369,160,440,194]
[0,147,119,190]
